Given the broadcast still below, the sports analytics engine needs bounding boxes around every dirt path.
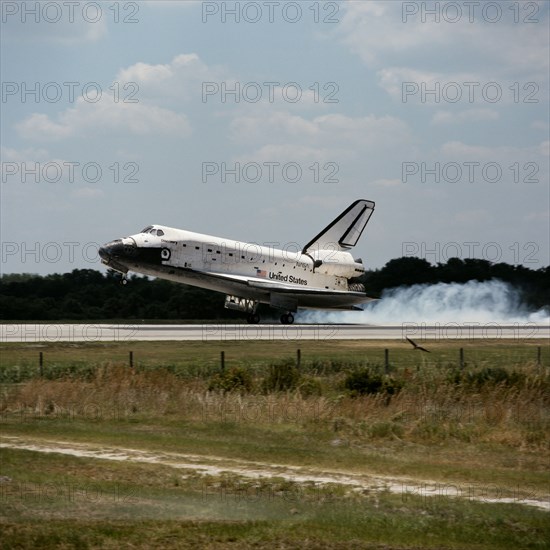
[1,435,548,511]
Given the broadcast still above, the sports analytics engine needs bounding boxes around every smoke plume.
[297,280,549,325]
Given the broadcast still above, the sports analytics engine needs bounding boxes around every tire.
[247,313,260,324]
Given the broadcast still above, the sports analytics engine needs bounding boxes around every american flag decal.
[256,269,267,278]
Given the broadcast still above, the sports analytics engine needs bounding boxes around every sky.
[1,0,549,275]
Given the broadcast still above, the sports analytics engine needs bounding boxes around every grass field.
[1,339,549,548]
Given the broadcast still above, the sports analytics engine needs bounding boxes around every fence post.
[129,351,133,369]
[537,346,541,367]
[384,349,389,374]
[296,349,301,369]
[39,351,43,377]
[221,351,225,372]
[459,348,464,369]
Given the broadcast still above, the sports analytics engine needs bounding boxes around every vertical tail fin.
[302,199,375,253]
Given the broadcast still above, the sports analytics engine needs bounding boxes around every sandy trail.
[1,435,548,511]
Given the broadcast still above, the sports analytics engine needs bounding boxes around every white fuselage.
[126,225,365,291]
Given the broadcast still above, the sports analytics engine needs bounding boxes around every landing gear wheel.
[280,313,294,325]
[247,313,260,324]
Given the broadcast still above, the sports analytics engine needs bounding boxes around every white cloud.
[142,1,200,8]
[431,109,499,125]
[16,113,73,141]
[440,141,547,161]
[531,120,550,131]
[338,1,549,89]
[235,144,340,165]
[454,209,492,224]
[371,178,401,187]
[227,109,415,184]
[13,52,224,142]
[0,146,50,162]
[230,111,411,149]
[117,53,225,103]
[16,100,191,141]
[524,210,550,222]
[72,187,105,199]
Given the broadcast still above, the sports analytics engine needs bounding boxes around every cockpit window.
[140,226,164,236]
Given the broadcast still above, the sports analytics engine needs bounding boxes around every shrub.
[262,359,300,393]
[208,367,253,394]
[344,368,403,397]
[450,367,526,388]
[298,376,323,397]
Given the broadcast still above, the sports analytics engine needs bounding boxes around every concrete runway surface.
[1,323,548,342]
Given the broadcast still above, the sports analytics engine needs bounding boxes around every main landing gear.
[247,312,294,324]
[246,313,260,324]
[224,295,295,324]
[280,312,294,325]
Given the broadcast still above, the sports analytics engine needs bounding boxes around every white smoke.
[297,279,550,325]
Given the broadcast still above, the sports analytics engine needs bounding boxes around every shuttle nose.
[99,239,123,261]
[99,238,136,266]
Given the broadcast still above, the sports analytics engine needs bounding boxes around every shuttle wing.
[203,270,364,296]
[302,199,375,253]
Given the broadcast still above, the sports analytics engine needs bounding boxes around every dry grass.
[2,361,548,452]
[1,348,549,549]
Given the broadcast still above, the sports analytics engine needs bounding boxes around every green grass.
[1,448,548,549]
[0,339,548,383]
[0,339,549,548]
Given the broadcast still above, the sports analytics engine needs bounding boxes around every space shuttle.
[99,199,375,324]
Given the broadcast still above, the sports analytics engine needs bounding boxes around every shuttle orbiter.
[99,199,375,324]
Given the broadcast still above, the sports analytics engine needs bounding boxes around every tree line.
[1,257,548,320]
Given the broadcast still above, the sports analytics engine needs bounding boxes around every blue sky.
[1,0,549,275]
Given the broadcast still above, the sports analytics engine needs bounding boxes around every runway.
[1,323,548,342]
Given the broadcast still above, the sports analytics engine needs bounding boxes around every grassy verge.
[1,448,549,549]
[0,340,549,548]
